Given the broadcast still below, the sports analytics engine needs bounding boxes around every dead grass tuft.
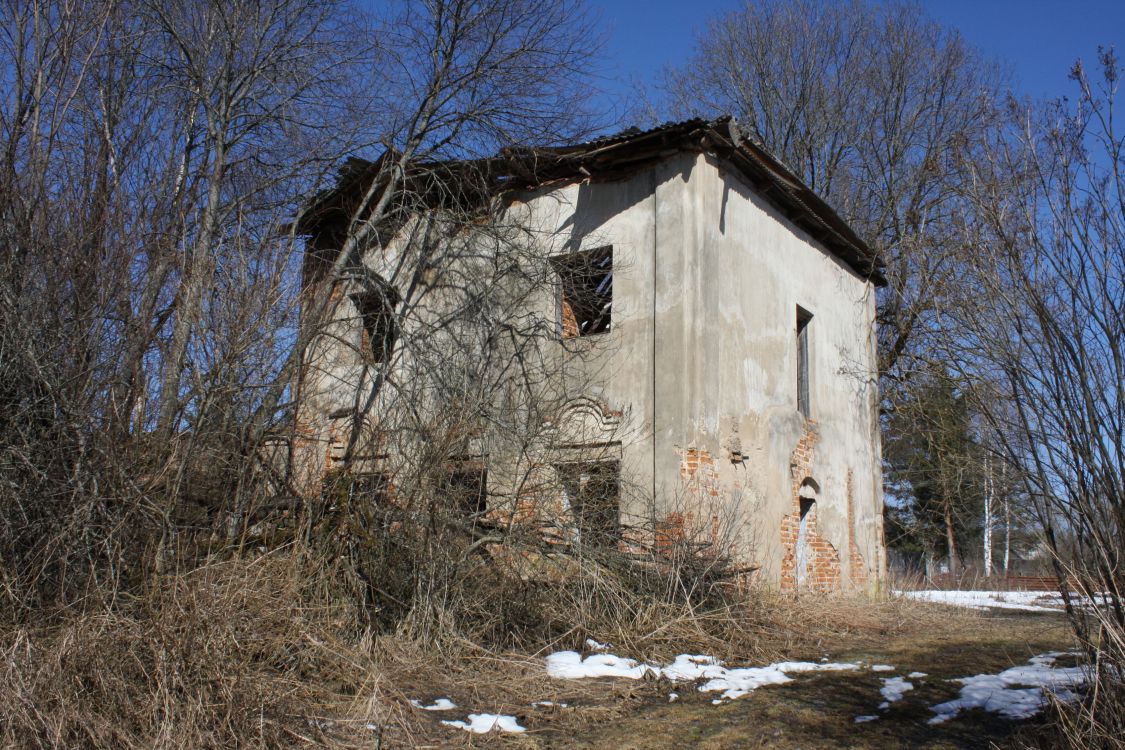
[0,520,1013,748]
[0,553,392,750]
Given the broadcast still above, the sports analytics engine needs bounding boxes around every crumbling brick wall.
[674,447,724,551]
[779,505,842,592]
[560,297,579,339]
[779,424,842,593]
[679,447,721,499]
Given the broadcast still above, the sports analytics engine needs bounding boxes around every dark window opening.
[557,460,620,546]
[440,467,488,515]
[349,275,400,364]
[551,247,612,338]
[796,306,812,417]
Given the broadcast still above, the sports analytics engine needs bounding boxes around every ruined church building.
[295,118,887,592]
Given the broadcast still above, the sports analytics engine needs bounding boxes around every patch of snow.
[871,664,895,672]
[854,715,879,723]
[659,654,726,681]
[546,650,860,703]
[668,692,679,702]
[409,698,456,711]
[365,723,379,730]
[441,713,526,734]
[880,676,914,707]
[898,590,1062,613]
[908,672,928,679]
[771,661,860,674]
[701,662,861,703]
[585,638,611,652]
[1031,593,1115,611]
[532,700,567,708]
[928,651,1086,724]
[546,651,654,679]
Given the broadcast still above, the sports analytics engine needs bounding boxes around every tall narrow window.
[796,306,812,418]
[550,246,612,338]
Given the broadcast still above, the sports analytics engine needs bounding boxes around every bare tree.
[662,0,1005,400]
[137,0,359,439]
[249,0,604,450]
[0,0,364,605]
[0,0,605,615]
[947,49,1125,744]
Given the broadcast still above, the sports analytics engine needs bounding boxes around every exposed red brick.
[655,512,686,553]
[560,298,579,339]
[779,425,841,593]
[678,447,721,507]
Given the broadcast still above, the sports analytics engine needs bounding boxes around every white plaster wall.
[299,150,885,589]
[517,172,661,521]
[674,153,883,586]
[520,152,884,588]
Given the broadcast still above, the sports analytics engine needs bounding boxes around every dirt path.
[535,610,1073,749]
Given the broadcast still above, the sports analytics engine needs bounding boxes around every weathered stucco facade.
[294,119,886,593]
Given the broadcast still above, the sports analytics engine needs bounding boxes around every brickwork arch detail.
[780,428,842,592]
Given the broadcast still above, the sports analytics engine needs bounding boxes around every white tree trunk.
[1002,463,1010,576]
[983,457,993,576]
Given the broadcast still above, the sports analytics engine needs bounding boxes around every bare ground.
[377,606,1075,749]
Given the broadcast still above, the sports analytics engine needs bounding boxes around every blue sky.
[594,0,1125,115]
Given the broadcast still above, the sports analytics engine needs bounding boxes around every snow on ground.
[898,590,1063,613]
[703,661,862,703]
[879,676,914,708]
[441,714,526,733]
[546,651,655,679]
[545,646,1090,724]
[409,698,456,711]
[928,652,1086,724]
[585,638,611,651]
[546,650,861,703]
[1034,592,1114,608]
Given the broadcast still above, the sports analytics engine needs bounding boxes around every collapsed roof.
[298,117,885,286]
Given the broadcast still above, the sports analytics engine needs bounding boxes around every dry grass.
[0,534,1080,750]
[541,608,1075,750]
[371,596,1075,749]
[0,538,786,749]
[0,553,392,750]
